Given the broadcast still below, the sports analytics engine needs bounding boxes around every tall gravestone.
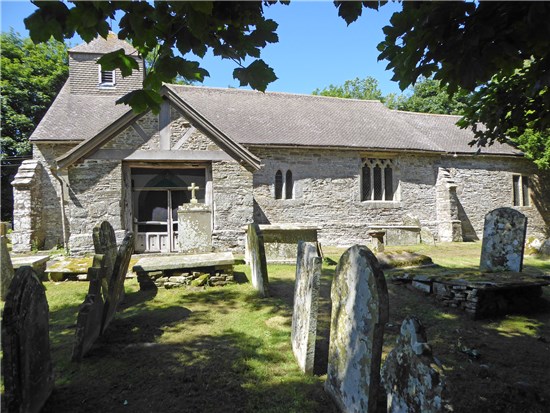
[72,222,134,361]
[382,317,445,413]
[1,235,15,300]
[291,241,322,374]
[325,245,389,413]
[2,266,54,412]
[479,207,527,272]
[247,223,269,297]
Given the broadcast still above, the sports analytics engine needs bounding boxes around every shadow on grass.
[43,309,337,413]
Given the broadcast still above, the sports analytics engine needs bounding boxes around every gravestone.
[247,223,269,297]
[72,254,107,361]
[291,241,322,374]
[2,266,54,412]
[72,222,135,361]
[480,208,527,272]
[102,232,135,333]
[325,245,389,413]
[382,317,444,413]
[1,235,15,300]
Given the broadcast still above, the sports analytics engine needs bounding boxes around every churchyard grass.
[38,242,549,412]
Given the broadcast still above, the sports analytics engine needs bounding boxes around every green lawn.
[13,242,550,412]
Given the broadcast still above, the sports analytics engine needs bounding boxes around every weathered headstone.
[325,245,389,413]
[72,222,134,361]
[479,207,527,272]
[102,231,135,333]
[72,254,107,361]
[247,222,269,297]
[382,317,444,413]
[291,241,322,374]
[1,235,15,300]
[2,266,54,412]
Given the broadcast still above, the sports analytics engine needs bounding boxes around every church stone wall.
[251,148,549,246]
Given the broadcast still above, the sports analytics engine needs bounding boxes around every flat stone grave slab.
[391,272,550,319]
[45,256,92,281]
[11,255,50,280]
[133,252,236,290]
[375,251,434,270]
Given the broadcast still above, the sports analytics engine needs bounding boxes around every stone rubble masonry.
[69,52,143,96]
[2,266,54,413]
[252,148,549,247]
[382,317,444,413]
[291,241,322,375]
[325,245,389,413]
[479,207,527,272]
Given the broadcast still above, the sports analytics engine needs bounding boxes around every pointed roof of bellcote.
[69,32,138,56]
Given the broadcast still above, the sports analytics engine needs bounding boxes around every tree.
[389,78,469,115]
[375,1,550,168]
[1,30,69,221]
[312,76,383,101]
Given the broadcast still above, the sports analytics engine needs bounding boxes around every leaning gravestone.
[1,235,15,300]
[291,241,322,374]
[325,245,389,413]
[2,266,54,412]
[382,316,444,413]
[72,222,135,361]
[101,232,135,333]
[479,207,527,272]
[247,222,269,297]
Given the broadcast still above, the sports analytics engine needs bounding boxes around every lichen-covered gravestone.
[1,235,15,300]
[382,317,444,413]
[72,221,134,361]
[325,245,389,413]
[480,207,527,272]
[2,266,54,412]
[291,241,322,374]
[247,222,269,297]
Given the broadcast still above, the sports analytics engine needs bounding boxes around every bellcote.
[68,32,144,95]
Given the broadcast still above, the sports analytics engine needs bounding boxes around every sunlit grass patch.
[488,315,543,338]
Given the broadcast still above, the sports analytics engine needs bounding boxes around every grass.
[5,242,550,412]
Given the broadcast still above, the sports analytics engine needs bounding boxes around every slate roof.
[30,82,131,142]
[31,83,522,157]
[69,32,139,56]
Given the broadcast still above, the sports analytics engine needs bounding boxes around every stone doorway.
[131,168,206,253]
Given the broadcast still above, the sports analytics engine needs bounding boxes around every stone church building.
[11,34,550,254]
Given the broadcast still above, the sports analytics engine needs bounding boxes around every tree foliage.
[312,76,383,101]
[375,1,550,168]
[24,1,288,113]
[1,30,68,158]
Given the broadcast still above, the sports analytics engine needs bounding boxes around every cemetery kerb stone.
[382,316,444,413]
[479,207,527,272]
[247,222,269,297]
[325,245,389,413]
[1,235,14,300]
[2,266,54,413]
[291,241,322,374]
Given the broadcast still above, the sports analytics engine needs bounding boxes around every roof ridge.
[166,84,384,104]
[391,109,462,118]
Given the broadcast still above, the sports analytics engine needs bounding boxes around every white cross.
[187,182,200,203]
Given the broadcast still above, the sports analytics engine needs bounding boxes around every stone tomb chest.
[244,224,319,264]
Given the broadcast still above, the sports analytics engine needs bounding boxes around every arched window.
[285,170,294,199]
[275,170,283,199]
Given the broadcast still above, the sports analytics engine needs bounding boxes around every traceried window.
[99,69,115,87]
[275,170,283,199]
[362,159,395,201]
[285,170,294,199]
[512,175,530,206]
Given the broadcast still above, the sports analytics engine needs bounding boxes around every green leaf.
[97,49,139,77]
[233,59,277,92]
[116,89,163,114]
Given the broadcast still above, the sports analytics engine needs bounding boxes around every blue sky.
[1,1,404,96]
